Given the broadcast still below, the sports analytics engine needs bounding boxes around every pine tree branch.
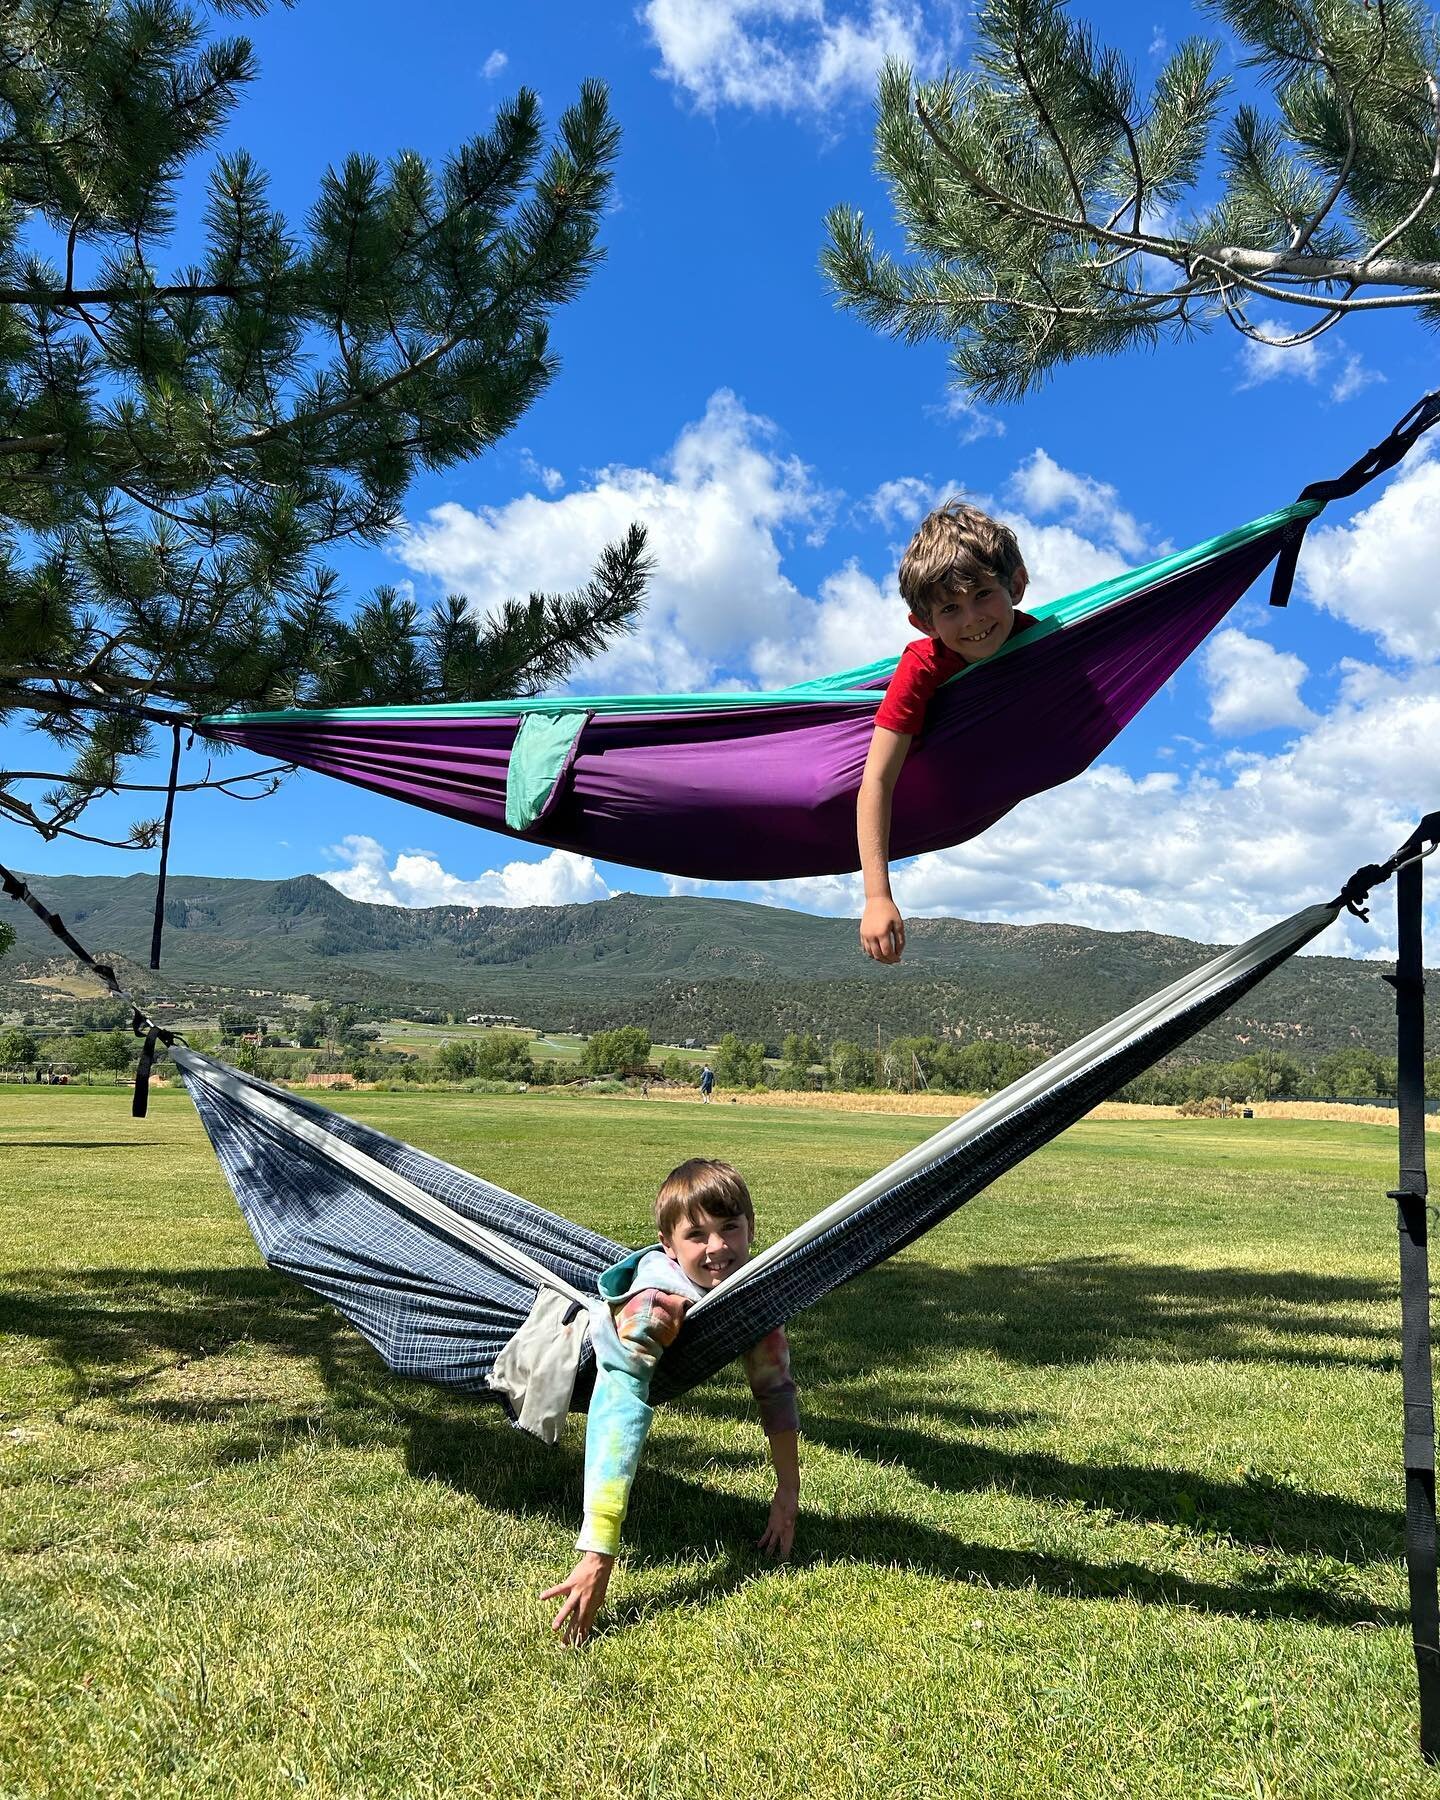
[0,432,65,454]
[913,94,1440,302]
[0,789,162,850]
[1011,32,1089,221]
[1267,0,1375,254]
[0,281,259,305]
[0,761,291,796]
[1360,70,1440,264]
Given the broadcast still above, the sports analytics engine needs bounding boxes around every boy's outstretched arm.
[541,1287,685,1645]
[743,1326,801,1558]
[759,1428,800,1558]
[857,725,914,963]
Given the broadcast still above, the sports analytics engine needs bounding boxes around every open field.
[622,1081,1440,1129]
[0,1085,1432,1797]
[376,1022,713,1067]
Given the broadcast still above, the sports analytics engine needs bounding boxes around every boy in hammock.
[541,1158,799,1644]
[859,500,1034,964]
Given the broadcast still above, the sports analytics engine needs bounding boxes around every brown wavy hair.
[655,1158,754,1236]
[899,498,1025,622]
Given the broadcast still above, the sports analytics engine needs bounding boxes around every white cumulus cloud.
[1008,448,1147,558]
[1298,444,1440,662]
[1202,628,1317,735]
[481,50,508,79]
[520,448,565,493]
[862,475,944,532]
[398,389,837,694]
[642,0,953,115]
[320,836,611,909]
[398,400,1145,694]
[929,389,1006,445]
[1236,316,1383,404]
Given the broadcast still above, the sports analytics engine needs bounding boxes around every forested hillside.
[2,870,1430,1059]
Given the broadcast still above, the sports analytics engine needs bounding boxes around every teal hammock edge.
[202,497,1321,728]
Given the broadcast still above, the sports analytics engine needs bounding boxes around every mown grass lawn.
[0,1084,1432,1798]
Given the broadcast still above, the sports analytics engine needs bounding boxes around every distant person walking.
[699,1063,714,1103]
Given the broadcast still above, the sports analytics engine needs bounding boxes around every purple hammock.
[198,510,1300,880]
[196,400,1437,882]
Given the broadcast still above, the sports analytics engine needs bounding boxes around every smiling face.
[913,567,1022,664]
[660,1206,755,1291]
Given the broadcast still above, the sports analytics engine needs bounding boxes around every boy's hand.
[757,1484,799,1559]
[860,897,906,963]
[540,1551,613,1645]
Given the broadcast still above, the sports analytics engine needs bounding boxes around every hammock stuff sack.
[176,888,1342,1427]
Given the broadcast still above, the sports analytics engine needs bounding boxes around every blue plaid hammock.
[174,888,1353,1432]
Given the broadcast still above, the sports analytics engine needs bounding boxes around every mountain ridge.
[2,869,1429,1058]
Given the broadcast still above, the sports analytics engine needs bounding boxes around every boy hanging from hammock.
[541,1158,799,1644]
[859,500,1034,964]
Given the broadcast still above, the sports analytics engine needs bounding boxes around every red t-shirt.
[873,611,1036,736]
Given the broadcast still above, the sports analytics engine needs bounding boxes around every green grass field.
[374,1022,714,1066]
[1,1086,1433,1798]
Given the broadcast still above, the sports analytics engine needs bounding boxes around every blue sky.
[5,0,1439,959]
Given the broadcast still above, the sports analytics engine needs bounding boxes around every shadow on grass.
[6,1252,1396,1404]
[402,1417,1404,1634]
[791,1410,1401,1561]
[0,1264,369,1419]
[803,1254,1398,1382]
[0,1140,192,1150]
[4,1258,1406,1629]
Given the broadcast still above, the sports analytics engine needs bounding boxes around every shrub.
[472,1031,534,1081]
[435,1040,477,1081]
[581,1026,651,1076]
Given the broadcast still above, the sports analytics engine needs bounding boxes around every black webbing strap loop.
[1386,853,1440,1760]
[0,860,179,1110]
[149,723,183,972]
[1270,390,1440,606]
[1335,814,1440,921]
[132,1027,161,1118]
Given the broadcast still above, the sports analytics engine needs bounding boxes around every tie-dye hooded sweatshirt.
[577,1245,799,1556]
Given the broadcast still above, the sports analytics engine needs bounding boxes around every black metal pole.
[1387,853,1440,1759]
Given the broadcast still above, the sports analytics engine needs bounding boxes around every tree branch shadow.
[801,1254,1397,1384]
[401,1418,1402,1635]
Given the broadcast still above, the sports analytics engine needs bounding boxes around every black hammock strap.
[148,722,184,972]
[0,861,177,1118]
[1270,389,1440,607]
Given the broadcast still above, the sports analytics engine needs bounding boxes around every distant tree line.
[5,1009,1438,1105]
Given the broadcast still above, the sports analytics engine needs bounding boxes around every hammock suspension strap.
[0,860,177,1118]
[1270,390,1440,607]
[148,722,184,971]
